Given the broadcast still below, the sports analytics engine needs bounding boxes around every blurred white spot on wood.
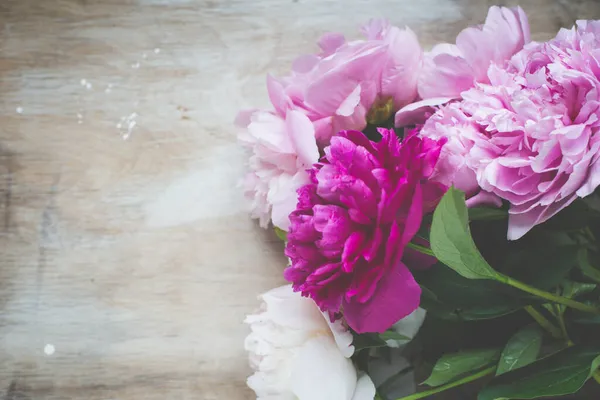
[44,344,55,355]
[144,145,245,227]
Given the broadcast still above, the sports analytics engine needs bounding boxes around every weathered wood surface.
[1,0,600,398]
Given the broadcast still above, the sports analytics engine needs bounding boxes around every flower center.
[366,96,395,126]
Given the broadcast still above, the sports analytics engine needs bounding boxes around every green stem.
[553,304,574,346]
[498,274,600,315]
[524,306,562,339]
[406,242,435,257]
[396,366,495,400]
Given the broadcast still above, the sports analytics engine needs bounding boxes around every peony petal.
[267,74,289,115]
[291,336,357,400]
[418,49,475,99]
[380,26,422,108]
[322,312,355,358]
[351,373,376,400]
[305,43,387,116]
[343,261,421,333]
[465,191,504,208]
[394,97,454,126]
[318,32,347,56]
[286,110,319,166]
[385,307,427,348]
[336,85,363,117]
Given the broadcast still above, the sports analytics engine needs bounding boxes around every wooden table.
[2,0,600,398]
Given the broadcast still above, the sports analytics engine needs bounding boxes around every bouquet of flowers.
[237,6,600,399]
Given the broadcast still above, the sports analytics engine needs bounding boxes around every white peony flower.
[244,285,376,400]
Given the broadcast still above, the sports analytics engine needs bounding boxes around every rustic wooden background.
[2,0,600,399]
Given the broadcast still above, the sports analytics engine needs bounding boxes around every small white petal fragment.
[16,106,23,114]
[44,344,55,356]
[154,48,160,54]
[80,79,87,86]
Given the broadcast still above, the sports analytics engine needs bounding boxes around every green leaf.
[417,266,522,321]
[423,348,501,387]
[430,188,499,280]
[468,207,508,221]
[562,280,597,299]
[496,326,543,376]
[273,227,287,242]
[379,331,411,342]
[478,345,600,400]
[352,333,387,351]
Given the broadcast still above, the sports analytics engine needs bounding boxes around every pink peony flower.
[443,20,600,240]
[395,6,530,127]
[237,109,319,230]
[284,129,447,333]
[418,5,530,100]
[268,19,422,145]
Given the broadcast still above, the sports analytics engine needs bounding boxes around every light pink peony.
[268,19,422,145]
[443,20,600,239]
[237,109,319,230]
[395,6,530,127]
[284,129,447,333]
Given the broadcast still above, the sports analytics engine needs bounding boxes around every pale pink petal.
[380,26,422,108]
[465,191,504,208]
[292,54,320,74]
[395,97,453,126]
[267,74,289,115]
[286,110,319,166]
[337,85,363,117]
[318,32,347,56]
[418,50,475,99]
[305,43,387,116]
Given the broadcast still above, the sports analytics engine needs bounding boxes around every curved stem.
[406,242,435,257]
[524,306,562,339]
[498,274,600,315]
[396,366,495,400]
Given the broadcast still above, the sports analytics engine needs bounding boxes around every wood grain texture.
[1,0,600,398]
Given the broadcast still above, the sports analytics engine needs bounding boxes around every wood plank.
[1,0,600,398]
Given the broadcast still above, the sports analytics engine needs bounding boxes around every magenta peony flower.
[440,20,600,240]
[237,109,319,230]
[268,19,422,145]
[284,129,447,333]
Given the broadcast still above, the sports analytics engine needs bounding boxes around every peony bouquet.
[237,6,600,400]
